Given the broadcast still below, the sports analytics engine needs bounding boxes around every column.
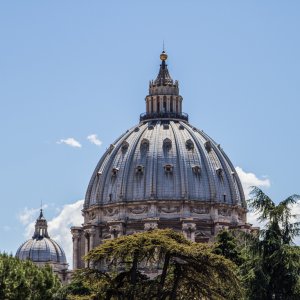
[179,99,182,114]
[146,98,149,113]
[89,227,96,267]
[72,232,79,270]
[159,97,163,112]
[153,97,157,113]
[84,231,90,268]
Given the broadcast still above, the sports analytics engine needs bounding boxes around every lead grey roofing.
[16,238,67,264]
[85,120,246,209]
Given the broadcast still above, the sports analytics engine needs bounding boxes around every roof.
[85,120,245,208]
[16,237,67,264]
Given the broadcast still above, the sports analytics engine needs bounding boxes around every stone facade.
[71,200,253,269]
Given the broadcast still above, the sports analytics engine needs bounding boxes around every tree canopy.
[66,229,242,300]
[242,187,300,300]
[57,187,300,300]
[0,253,61,300]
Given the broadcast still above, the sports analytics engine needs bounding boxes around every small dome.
[16,209,67,268]
[16,238,67,264]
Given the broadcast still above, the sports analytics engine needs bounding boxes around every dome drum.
[82,200,247,225]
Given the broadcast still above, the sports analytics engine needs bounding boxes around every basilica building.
[71,51,253,270]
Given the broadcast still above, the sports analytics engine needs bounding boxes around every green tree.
[66,229,243,300]
[243,187,300,300]
[213,229,244,266]
[0,252,61,300]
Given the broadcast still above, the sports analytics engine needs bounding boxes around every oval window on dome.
[163,138,172,150]
[111,167,119,177]
[164,164,173,173]
[216,167,223,181]
[135,165,144,175]
[140,138,149,151]
[204,141,212,152]
[121,141,129,152]
[192,165,201,175]
[186,139,194,150]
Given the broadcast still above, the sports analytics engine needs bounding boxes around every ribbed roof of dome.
[16,237,67,264]
[85,120,245,209]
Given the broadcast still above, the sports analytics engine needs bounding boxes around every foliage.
[53,280,91,300]
[0,252,61,300]
[213,229,244,266]
[242,187,300,300]
[65,229,243,300]
[60,187,300,300]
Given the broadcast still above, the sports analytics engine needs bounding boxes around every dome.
[71,50,250,270]
[85,121,245,208]
[16,238,67,264]
[84,51,245,210]
[16,209,67,268]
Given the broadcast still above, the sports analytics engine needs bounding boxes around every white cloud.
[19,205,48,226]
[57,138,82,148]
[19,200,84,269]
[236,167,300,244]
[48,200,84,268]
[87,134,102,147]
[236,167,271,227]
[236,166,271,200]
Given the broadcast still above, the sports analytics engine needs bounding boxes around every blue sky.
[0,1,299,265]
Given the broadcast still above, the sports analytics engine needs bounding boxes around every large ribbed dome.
[71,50,250,270]
[84,51,245,210]
[85,120,245,208]
[16,210,67,267]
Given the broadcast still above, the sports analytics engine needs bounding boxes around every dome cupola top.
[154,50,173,86]
[32,208,49,239]
[141,50,188,122]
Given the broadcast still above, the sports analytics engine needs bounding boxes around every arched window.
[186,139,194,150]
[140,138,150,151]
[163,96,167,112]
[170,97,173,112]
[157,97,160,113]
[163,138,172,150]
[176,97,178,113]
[151,97,153,113]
